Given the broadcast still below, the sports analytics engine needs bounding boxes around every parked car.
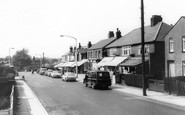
[62,72,77,81]
[39,68,47,75]
[45,69,53,76]
[50,71,61,78]
[83,70,111,89]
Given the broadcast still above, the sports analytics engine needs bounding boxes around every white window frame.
[182,61,185,76]
[109,48,117,56]
[169,38,174,53]
[138,44,150,55]
[122,46,131,56]
[182,37,185,52]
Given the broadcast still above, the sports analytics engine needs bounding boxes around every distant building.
[87,29,122,70]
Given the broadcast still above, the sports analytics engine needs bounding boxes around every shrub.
[123,74,149,88]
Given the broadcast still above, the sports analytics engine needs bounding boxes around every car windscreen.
[97,72,110,78]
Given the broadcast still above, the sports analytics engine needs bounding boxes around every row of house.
[56,15,185,95]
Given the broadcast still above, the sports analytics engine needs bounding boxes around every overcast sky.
[0,0,184,58]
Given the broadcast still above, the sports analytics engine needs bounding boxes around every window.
[122,46,131,55]
[182,61,185,76]
[98,50,101,58]
[182,37,185,52]
[138,45,150,55]
[109,48,117,56]
[169,38,174,53]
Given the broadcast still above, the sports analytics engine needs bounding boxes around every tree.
[13,48,32,70]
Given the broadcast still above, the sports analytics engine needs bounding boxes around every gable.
[165,17,185,40]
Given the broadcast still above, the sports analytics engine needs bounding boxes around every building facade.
[106,15,172,80]
[165,17,185,77]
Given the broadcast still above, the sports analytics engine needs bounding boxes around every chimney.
[116,28,122,39]
[151,15,162,27]
[88,41,92,48]
[79,43,82,49]
[70,46,73,53]
[108,31,114,38]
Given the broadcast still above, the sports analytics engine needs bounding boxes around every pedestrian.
[32,69,34,74]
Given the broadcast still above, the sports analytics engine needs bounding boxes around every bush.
[123,74,149,88]
[0,83,12,110]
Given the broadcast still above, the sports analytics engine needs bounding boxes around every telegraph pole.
[43,53,45,67]
[141,0,147,96]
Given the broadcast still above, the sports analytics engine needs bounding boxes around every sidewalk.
[77,74,185,108]
[13,76,48,115]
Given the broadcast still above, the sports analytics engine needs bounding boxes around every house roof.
[106,22,171,48]
[89,37,117,50]
[164,16,185,39]
[78,48,87,54]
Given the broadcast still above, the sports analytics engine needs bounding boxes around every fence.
[164,76,185,96]
[148,79,164,92]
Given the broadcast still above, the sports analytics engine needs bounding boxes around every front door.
[168,61,175,77]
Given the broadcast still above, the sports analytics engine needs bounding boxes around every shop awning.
[97,57,114,67]
[54,62,65,68]
[77,59,88,67]
[60,62,68,67]
[105,56,128,66]
[120,58,148,66]
[64,62,75,67]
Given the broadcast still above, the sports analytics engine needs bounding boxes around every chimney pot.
[116,28,122,39]
[108,31,114,38]
[88,41,92,48]
[151,15,162,27]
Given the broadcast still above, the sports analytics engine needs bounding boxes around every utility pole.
[43,53,45,67]
[141,0,147,96]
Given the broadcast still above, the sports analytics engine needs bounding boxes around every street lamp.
[60,35,78,77]
[9,48,14,66]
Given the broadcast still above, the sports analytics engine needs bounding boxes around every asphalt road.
[20,72,185,115]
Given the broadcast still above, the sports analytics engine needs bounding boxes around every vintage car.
[83,70,111,89]
[62,72,77,81]
[50,71,61,78]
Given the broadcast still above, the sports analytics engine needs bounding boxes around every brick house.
[106,15,172,80]
[164,17,185,95]
[165,17,185,77]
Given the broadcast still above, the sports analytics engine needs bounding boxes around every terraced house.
[87,29,122,70]
[105,15,172,87]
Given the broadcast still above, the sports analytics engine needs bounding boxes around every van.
[83,70,111,89]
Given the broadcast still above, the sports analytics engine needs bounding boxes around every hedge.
[123,74,149,88]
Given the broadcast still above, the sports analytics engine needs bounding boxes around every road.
[20,72,185,115]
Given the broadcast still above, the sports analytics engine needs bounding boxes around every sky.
[0,0,185,58]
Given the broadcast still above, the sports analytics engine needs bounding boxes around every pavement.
[13,74,185,115]
[76,74,185,108]
[13,76,48,115]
